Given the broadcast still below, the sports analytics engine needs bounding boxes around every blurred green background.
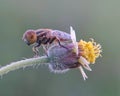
[0,0,119,96]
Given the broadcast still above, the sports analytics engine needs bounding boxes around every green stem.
[0,56,49,76]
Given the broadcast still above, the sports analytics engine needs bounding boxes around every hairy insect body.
[23,28,72,57]
[35,29,71,44]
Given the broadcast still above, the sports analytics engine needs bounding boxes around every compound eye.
[28,32,37,44]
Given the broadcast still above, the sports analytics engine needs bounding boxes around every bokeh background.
[0,0,119,96]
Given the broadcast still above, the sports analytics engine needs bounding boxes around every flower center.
[78,39,102,64]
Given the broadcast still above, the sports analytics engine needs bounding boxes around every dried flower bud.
[47,43,79,73]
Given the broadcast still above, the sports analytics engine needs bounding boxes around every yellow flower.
[78,39,102,64]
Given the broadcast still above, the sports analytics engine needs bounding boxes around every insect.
[22,28,72,57]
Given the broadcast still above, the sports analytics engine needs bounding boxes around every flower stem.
[0,56,49,76]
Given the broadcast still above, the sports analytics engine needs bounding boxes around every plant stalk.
[0,56,49,76]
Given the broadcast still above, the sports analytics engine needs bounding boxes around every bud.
[47,43,80,73]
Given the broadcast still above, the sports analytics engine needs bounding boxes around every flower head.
[78,39,102,64]
[47,27,102,80]
[77,39,102,80]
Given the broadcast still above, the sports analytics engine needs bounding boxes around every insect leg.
[42,44,49,56]
[56,37,68,50]
[32,43,41,57]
